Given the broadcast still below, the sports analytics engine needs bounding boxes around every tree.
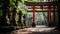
[55,0,60,31]
[0,0,28,31]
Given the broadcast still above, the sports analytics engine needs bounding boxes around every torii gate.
[25,2,57,26]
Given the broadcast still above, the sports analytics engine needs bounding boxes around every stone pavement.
[0,25,60,34]
[9,25,60,34]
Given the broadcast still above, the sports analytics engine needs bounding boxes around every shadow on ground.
[29,29,60,34]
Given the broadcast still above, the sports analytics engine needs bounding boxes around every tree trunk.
[18,11,23,29]
[1,0,10,26]
[0,0,11,32]
[55,0,60,31]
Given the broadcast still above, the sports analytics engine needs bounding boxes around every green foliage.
[0,9,3,16]
[0,0,27,17]
[0,0,4,17]
[10,0,21,11]
[0,0,4,4]
[10,0,16,11]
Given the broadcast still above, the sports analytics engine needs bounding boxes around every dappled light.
[0,0,60,34]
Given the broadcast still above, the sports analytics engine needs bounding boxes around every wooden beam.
[48,6,51,23]
[26,3,57,6]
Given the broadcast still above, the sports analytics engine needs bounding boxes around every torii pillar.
[32,6,36,27]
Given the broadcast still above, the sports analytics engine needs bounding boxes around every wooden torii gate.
[25,2,57,27]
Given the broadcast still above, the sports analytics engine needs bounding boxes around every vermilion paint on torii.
[25,2,57,23]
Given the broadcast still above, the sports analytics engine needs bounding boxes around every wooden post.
[53,6,56,26]
[32,6,35,23]
[48,6,51,26]
[32,6,36,27]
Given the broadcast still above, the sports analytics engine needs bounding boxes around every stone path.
[10,25,58,34]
